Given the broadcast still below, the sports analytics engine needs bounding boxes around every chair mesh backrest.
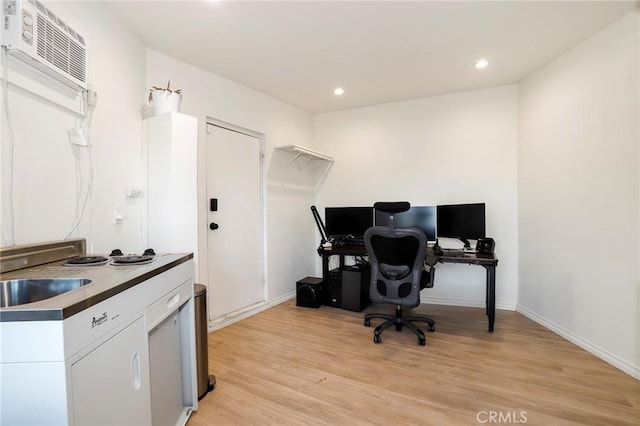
[364,225,426,308]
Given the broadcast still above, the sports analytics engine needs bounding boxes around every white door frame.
[202,117,267,329]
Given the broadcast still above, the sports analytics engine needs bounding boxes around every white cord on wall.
[1,47,96,245]
[63,89,96,241]
[1,47,16,246]
[0,46,97,247]
[62,142,93,240]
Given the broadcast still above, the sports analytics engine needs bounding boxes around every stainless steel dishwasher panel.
[146,278,197,426]
[149,312,184,426]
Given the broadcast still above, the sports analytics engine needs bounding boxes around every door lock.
[209,223,219,230]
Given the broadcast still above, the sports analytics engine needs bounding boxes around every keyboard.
[331,236,365,246]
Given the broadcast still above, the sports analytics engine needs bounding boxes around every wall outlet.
[126,188,143,198]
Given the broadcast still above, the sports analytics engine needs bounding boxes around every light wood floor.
[188,301,639,426]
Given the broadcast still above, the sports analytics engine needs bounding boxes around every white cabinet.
[71,316,151,426]
[0,258,197,426]
[146,112,198,261]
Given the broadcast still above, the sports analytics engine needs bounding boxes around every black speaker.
[341,265,371,312]
[477,237,495,254]
[296,277,324,308]
[326,284,342,308]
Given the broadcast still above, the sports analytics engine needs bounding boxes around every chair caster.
[427,324,435,332]
[418,337,426,346]
[373,335,381,344]
[364,318,371,327]
[395,323,403,332]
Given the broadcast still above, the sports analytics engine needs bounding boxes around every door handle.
[131,352,141,391]
[209,223,219,230]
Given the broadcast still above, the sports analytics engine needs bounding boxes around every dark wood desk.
[436,250,498,332]
[320,245,499,332]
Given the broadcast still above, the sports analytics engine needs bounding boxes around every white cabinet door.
[71,316,151,426]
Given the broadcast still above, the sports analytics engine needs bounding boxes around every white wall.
[0,2,317,311]
[1,1,146,253]
[145,50,316,303]
[313,86,519,310]
[3,2,637,379]
[518,11,639,378]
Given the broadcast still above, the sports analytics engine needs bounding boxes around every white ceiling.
[107,1,638,113]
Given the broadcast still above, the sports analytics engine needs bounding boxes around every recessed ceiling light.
[474,59,489,69]
[334,87,344,96]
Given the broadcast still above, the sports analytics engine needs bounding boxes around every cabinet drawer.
[146,280,193,331]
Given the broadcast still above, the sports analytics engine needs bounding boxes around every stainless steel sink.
[0,278,91,308]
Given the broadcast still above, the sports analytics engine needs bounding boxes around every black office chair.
[364,202,435,345]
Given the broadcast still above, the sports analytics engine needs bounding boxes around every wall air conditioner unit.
[2,0,88,92]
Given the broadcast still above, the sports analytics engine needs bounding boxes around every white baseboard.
[421,296,516,311]
[517,305,640,380]
[207,292,296,332]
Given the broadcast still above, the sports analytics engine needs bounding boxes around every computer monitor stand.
[459,238,471,249]
[311,205,330,255]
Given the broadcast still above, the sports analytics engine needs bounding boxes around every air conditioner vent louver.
[36,14,45,57]
[35,12,86,84]
[3,0,88,92]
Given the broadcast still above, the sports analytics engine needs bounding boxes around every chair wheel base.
[364,306,434,345]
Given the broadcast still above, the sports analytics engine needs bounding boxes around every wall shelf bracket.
[275,145,334,170]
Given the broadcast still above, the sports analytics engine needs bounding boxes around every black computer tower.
[325,268,342,308]
[296,277,324,308]
[341,264,371,312]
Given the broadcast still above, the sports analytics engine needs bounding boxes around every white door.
[206,123,264,320]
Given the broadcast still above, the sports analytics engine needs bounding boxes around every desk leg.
[321,253,331,306]
[484,265,496,332]
[322,254,329,284]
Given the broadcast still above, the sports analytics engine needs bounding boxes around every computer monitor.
[374,205,436,241]
[324,207,373,238]
[436,203,486,246]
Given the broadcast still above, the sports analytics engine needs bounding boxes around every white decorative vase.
[151,90,181,116]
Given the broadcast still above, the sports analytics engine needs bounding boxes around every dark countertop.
[0,253,193,322]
